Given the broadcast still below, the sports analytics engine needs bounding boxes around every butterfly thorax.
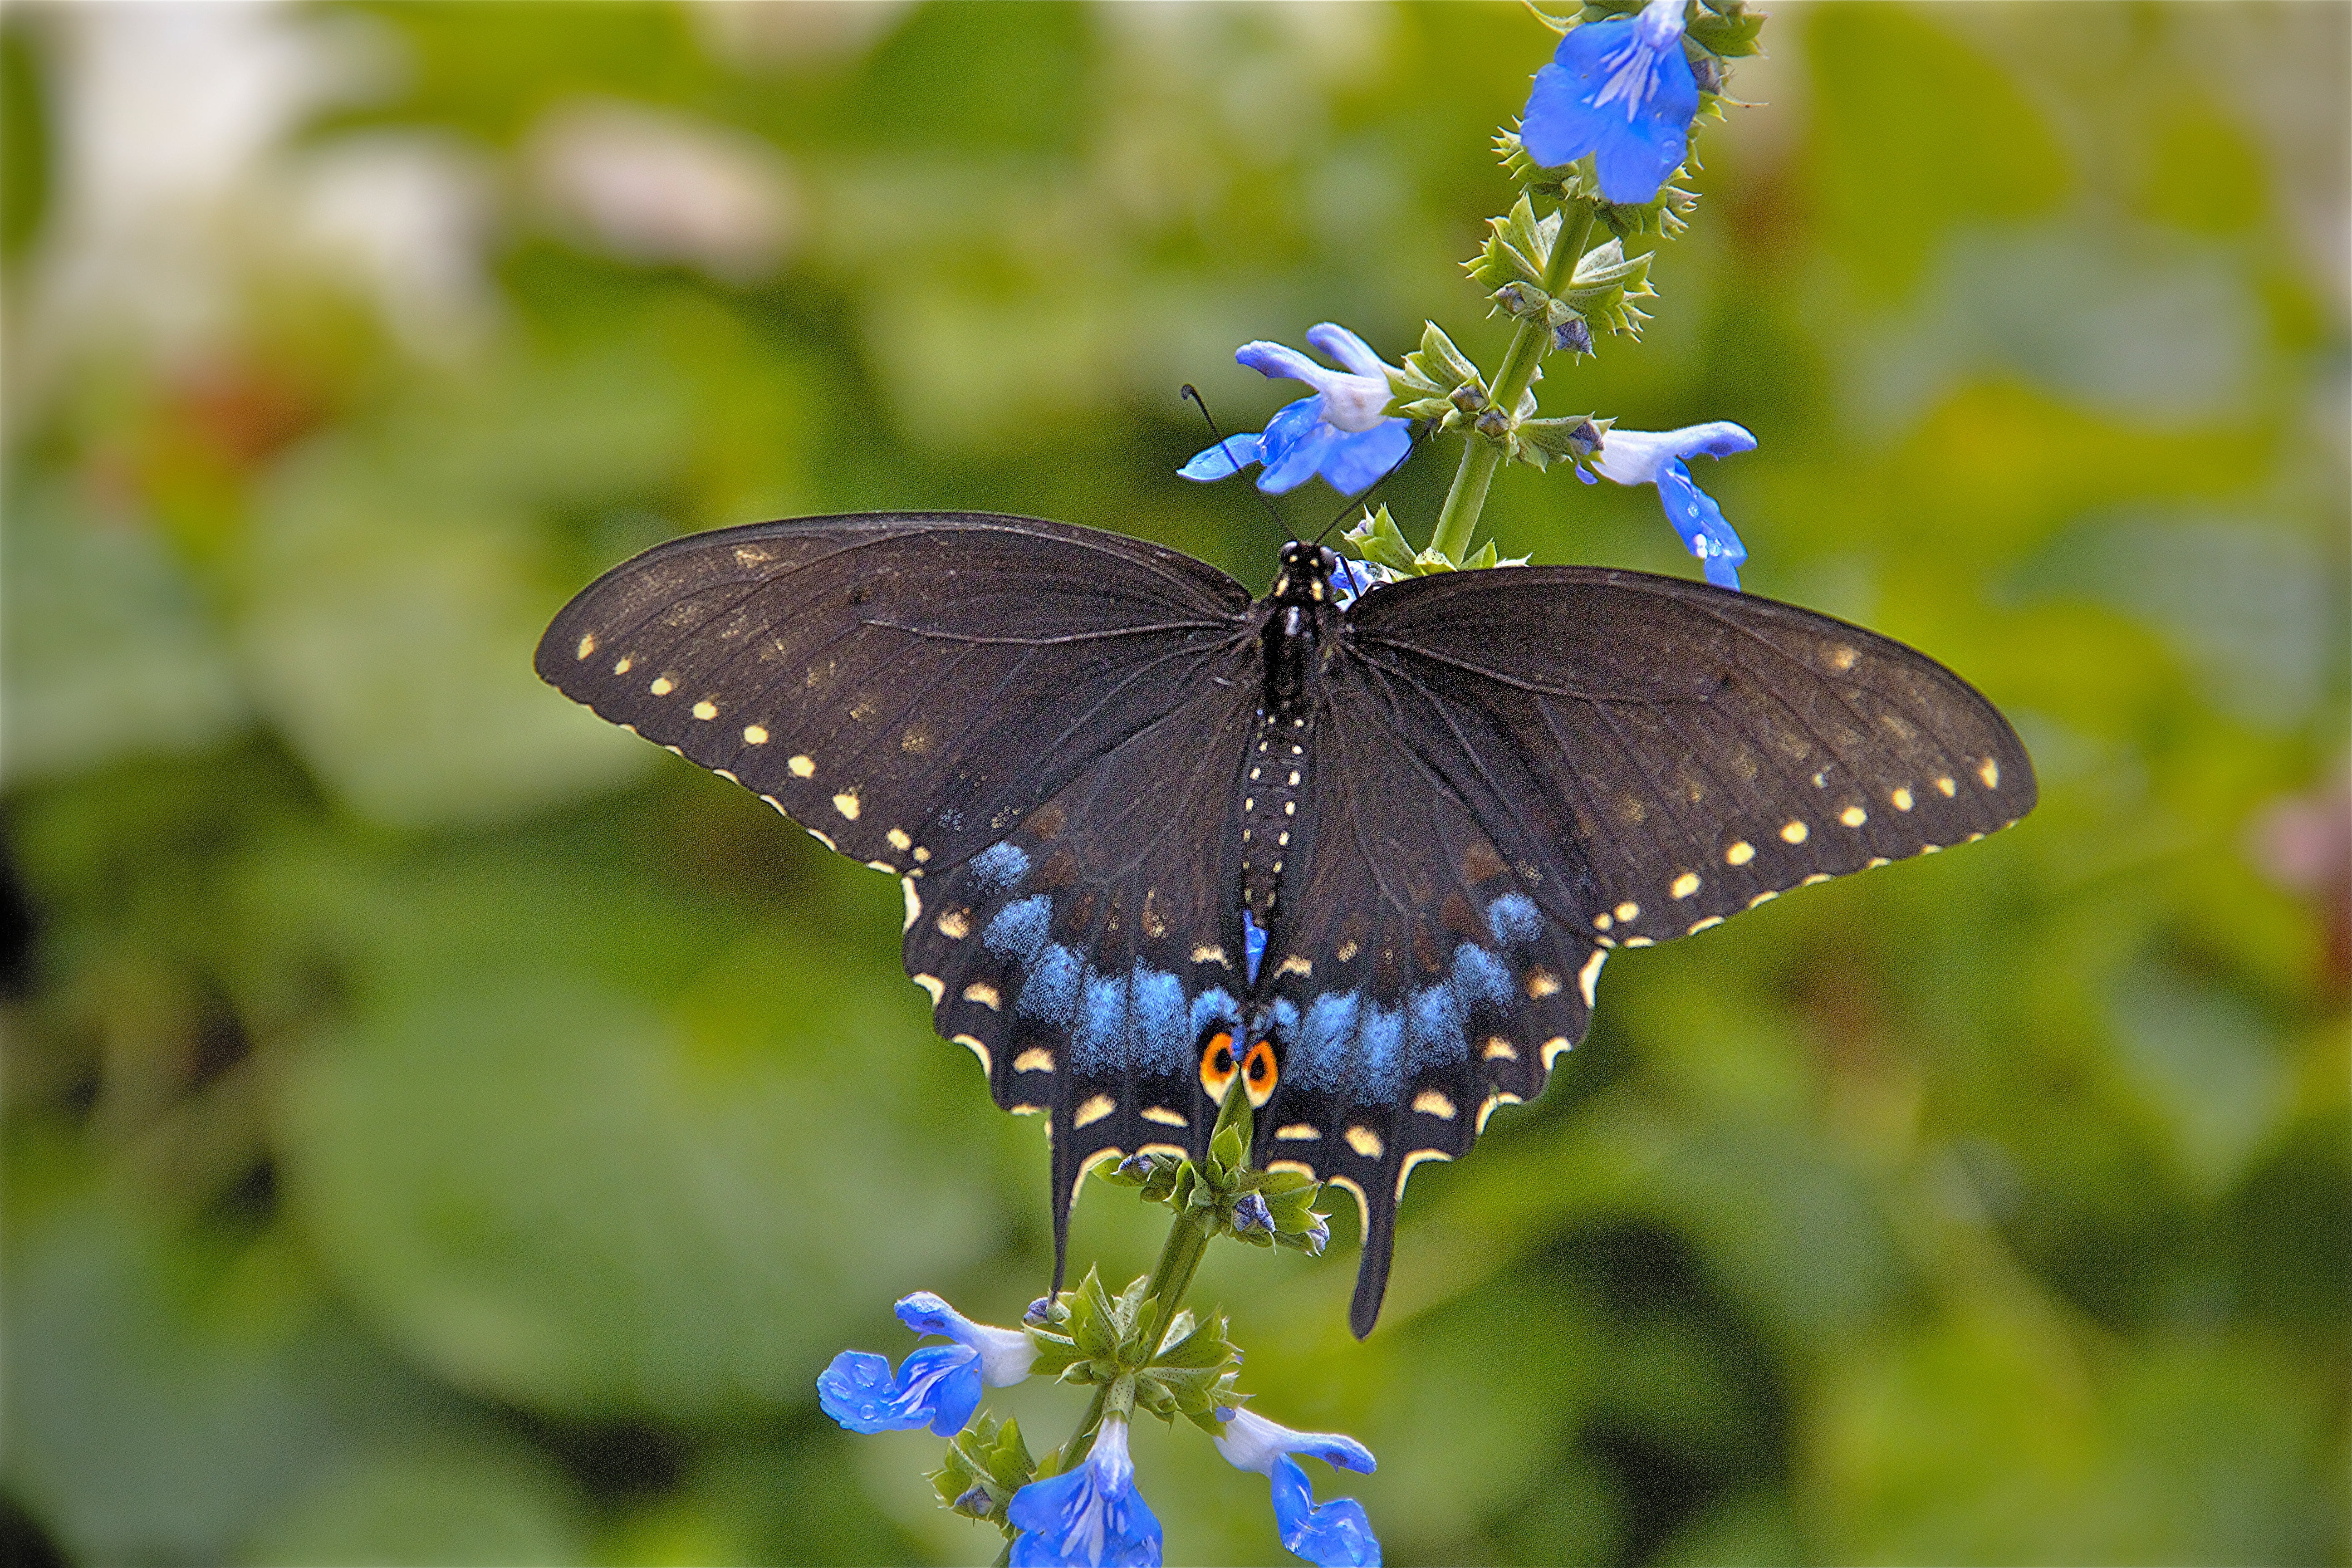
[1258,542,1344,716]
[1241,543,1343,924]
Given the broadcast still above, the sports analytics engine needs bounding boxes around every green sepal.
[1555,0,1766,57]
[1025,1328,1083,1370]
[1112,1275,1159,1366]
[1343,505,1528,577]
[1096,1149,1184,1205]
[1465,192,1558,294]
[1132,1308,1244,1421]
[1465,194,1651,347]
[1563,238,1656,339]
[1489,282,1589,343]
[1202,1069,1252,1187]
[1517,413,1613,475]
[1690,0,1768,59]
[1068,1267,1121,1362]
[930,1412,1036,1530]
[1344,505,1453,577]
[1493,131,1701,242]
[1385,321,1487,423]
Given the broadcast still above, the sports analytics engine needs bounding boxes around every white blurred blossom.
[525,100,796,285]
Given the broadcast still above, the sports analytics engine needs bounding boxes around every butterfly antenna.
[1182,383,1296,543]
[1311,420,1434,549]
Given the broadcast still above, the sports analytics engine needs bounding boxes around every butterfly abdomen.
[1240,707,1311,927]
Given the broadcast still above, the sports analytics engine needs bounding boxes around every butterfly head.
[1270,541,1345,608]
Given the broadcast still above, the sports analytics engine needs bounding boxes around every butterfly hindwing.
[1246,652,1603,1338]
[534,512,1254,875]
[1346,567,2038,947]
[898,656,1262,1287]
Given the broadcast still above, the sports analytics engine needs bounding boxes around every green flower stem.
[1138,1205,1215,1366]
[1427,200,1599,564]
[1044,1202,1213,1475]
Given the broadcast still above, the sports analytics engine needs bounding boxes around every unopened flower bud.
[1449,383,1488,414]
[1554,317,1593,355]
[954,1485,995,1516]
[1475,408,1514,439]
[1024,1297,1054,1327]
[1233,1193,1274,1234]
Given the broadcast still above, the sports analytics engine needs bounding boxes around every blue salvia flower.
[1180,324,1412,497]
[1328,559,1393,609]
[1521,0,1700,206]
[816,1291,1036,1437]
[1214,1407,1381,1567]
[1241,907,1269,985]
[1588,420,1754,589]
[1008,1416,1162,1567]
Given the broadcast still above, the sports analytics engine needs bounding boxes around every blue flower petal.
[1202,327,1412,496]
[1263,423,1343,495]
[1520,26,1625,164]
[1330,559,1376,607]
[1181,434,1262,482]
[813,1350,901,1431]
[1314,420,1413,498]
[1236,340,1332,387]
[1656,458,1746,591]
[1008,1420,1162,1567]
[1592,81,1696,206]
[1241,909,1268,985]
[1521,0,1700,206]
[1269,1455,1382,1567]
[815,1343,983,1436]
[1255,397,1331,492]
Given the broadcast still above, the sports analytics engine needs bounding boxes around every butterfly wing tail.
[1349,1188,1398,1341]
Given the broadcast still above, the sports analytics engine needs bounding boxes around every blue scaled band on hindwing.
[1245,647,1603,1338]
[899,675,1262,1290]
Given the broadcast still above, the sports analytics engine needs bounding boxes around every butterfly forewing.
[1345,568,2038,948]
[534,513,1254,875]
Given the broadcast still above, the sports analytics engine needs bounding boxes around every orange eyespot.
[1199,1032,1236,1099]
[1242,1040,1279,1107]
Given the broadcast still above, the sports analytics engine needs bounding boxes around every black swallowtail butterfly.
[535,513,2034,1337]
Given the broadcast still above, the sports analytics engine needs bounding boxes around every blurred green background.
[3,3,2346,1564]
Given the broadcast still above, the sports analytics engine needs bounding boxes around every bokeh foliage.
[3,4,2345,1564]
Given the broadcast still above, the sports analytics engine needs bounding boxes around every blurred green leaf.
[0,1166,456,1567]
[246,1437,588,1568]
[1,482,250,788]
[275,949,1000,1419]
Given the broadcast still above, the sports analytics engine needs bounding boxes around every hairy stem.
[1427,201,1599,564]
[1044,1200,1212,1478]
